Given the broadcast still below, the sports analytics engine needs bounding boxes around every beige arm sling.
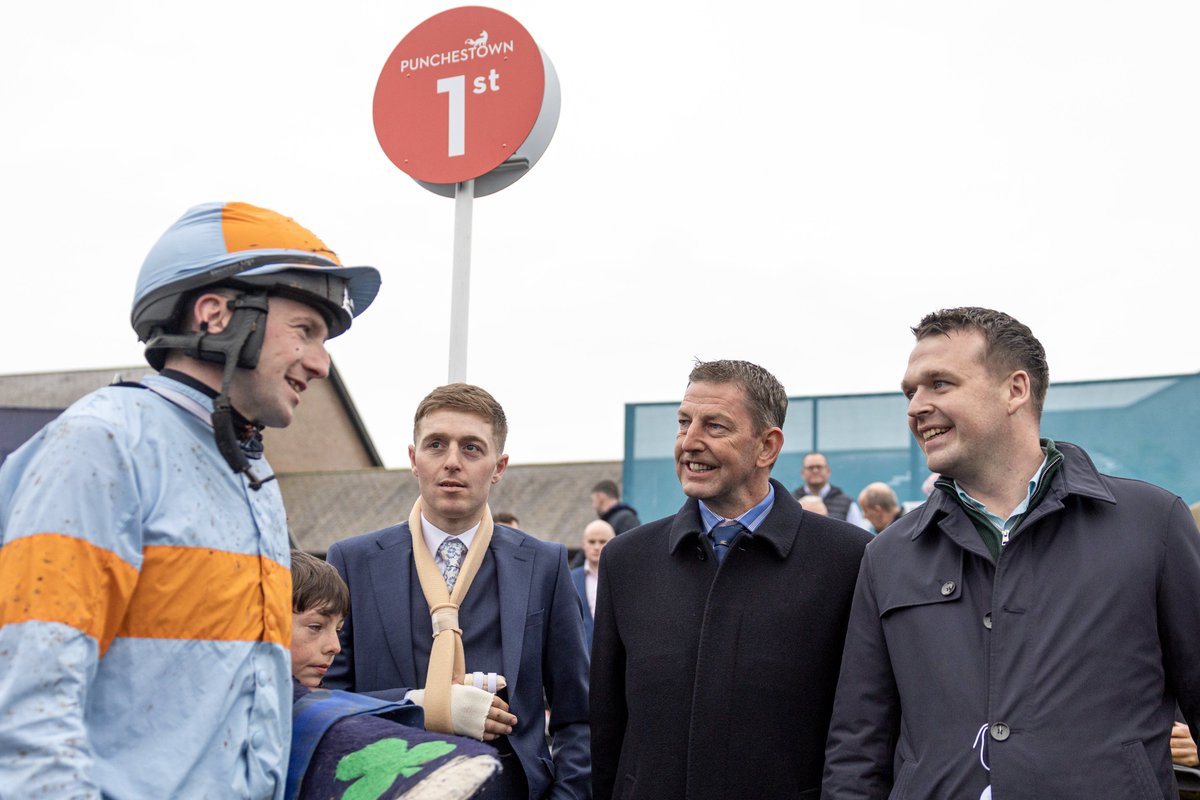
[408,498,494,734]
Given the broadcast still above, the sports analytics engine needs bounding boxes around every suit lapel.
[491,528,533,694]
[368,524,420,686]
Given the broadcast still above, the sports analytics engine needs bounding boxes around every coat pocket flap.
[875,546,964,616]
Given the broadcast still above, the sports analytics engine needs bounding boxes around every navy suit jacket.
[569,566,594,651]
[325,522,590,800]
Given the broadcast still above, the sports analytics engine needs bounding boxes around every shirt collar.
[953,450,1051,532]
[159,368,218,399]
[154,369,256,433]
[419,513,481,556]
[698,483,776,534]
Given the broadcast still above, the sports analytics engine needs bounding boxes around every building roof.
[0,366,156,407]
[279,460,626,553]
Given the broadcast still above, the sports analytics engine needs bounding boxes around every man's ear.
[491,454,509,484]
[191,292,233,334]
[757,427,784,469]
[1006,370,1032,415]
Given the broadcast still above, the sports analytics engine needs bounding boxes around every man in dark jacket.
[823,307,1200,798]
[590,480,641,534]
[591,360,870,800]
[792,452,870,530]
[856,482,904,533]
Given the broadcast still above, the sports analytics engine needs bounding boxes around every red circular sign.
[374,6,546,185]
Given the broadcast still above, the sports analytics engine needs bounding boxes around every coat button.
[940,580,955,596]
[990,722,1010,741]
[983,612,992,629]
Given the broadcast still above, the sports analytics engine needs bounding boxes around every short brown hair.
[688,359,788,434]
[591,480,620,499]
[912,307,1049,418]
[291,550,349,617]
[414,383,508,452]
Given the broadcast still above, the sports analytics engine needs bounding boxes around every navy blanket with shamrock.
[289,681,500,800]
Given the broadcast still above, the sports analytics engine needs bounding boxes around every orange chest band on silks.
[409,499,502,734]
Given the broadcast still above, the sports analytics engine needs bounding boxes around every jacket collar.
[488,525,532,690]
[667,478,800,559]
[367,524,419,684]
[906,440,1116,541]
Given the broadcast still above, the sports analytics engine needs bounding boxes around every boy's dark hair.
[291,550,350,617]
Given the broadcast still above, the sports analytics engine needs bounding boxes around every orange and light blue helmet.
[131,201,382,488]
[132,201,381,369]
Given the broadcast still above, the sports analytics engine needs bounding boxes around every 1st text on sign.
[436,69,502,158]
[373,6,550,185]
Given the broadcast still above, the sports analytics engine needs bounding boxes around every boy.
[287,551,500,799]
[290,550,349,688]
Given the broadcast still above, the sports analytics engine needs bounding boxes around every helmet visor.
[233,262,380,338]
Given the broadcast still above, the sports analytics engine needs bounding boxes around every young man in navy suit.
[325,384,590,800]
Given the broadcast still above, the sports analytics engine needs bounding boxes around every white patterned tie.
[438,537,467,591]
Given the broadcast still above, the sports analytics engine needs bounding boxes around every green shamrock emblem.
[336,737,457,800]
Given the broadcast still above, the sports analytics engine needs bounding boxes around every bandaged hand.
[409,674,516,741]
[457,672,515,741]
[461,671,506,693]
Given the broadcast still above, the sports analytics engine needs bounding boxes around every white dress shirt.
[419,514,481,569]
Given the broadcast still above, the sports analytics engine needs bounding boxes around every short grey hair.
[688,359,788,434]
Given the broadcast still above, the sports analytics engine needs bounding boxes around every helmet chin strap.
[198,293,276,490]
[212,363,275,491]
[143,291,278,489]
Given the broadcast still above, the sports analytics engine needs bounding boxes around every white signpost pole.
[448,179,474,383]
[374,7,559,385]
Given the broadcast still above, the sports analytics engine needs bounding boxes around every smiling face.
[902,329,1021,494]
[409,409,509,534]
[228,295,331,428]
[801,453,830,492]
[290,607,343,688]
[675,380,782,520]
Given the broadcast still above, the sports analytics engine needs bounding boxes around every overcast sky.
[3,1,1197,468]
